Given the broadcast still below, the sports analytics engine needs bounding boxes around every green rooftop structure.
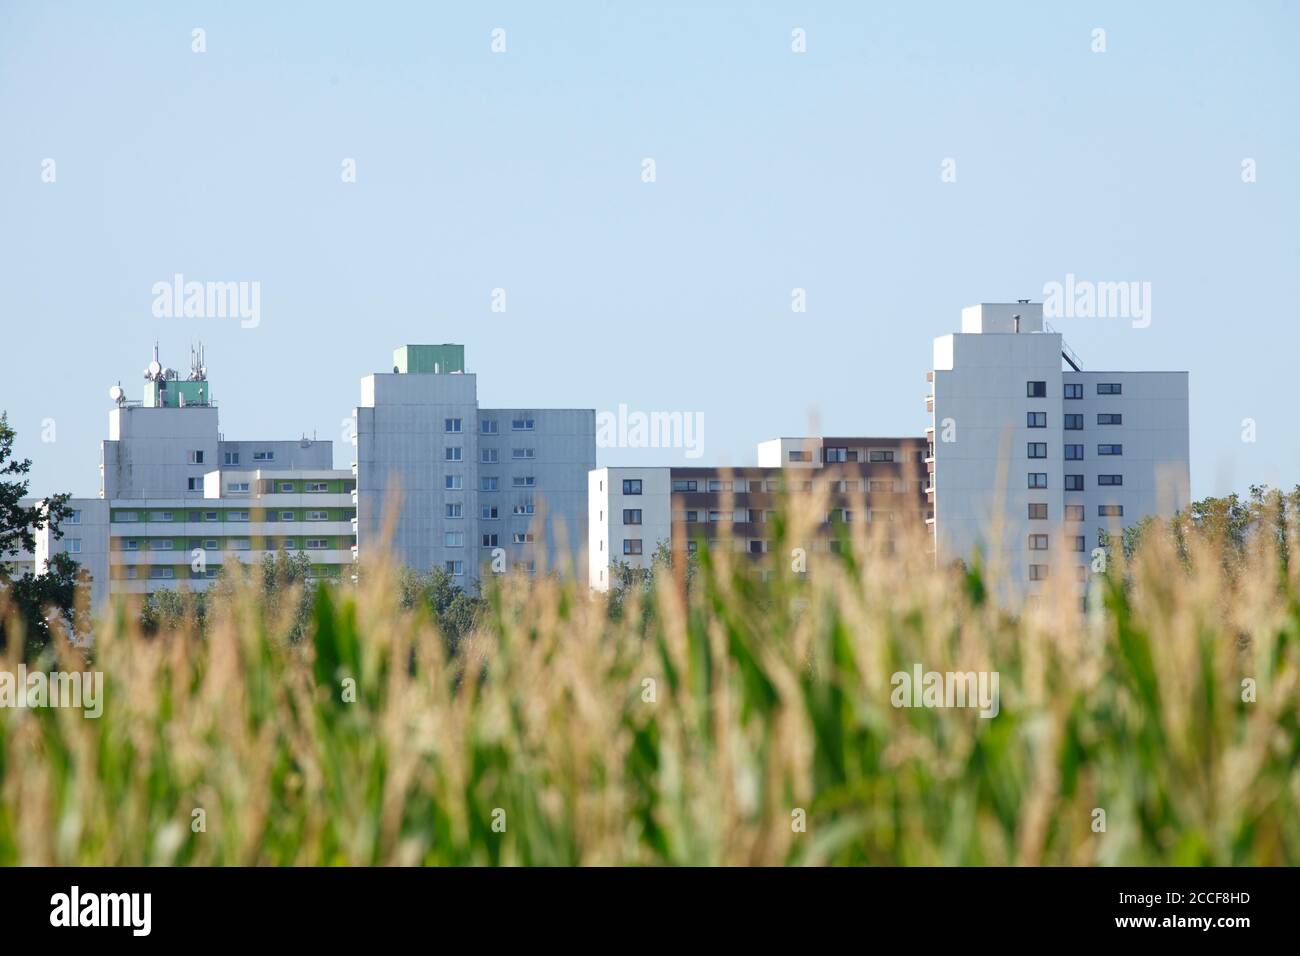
[393,344,465,375]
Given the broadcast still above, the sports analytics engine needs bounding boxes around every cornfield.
[1,489,1297,866]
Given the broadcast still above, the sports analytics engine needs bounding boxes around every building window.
[511,418,535,431]
[683,510,699,523]
[150,567,175,580]
[253,450,275,461]
[1027,412,1047,428]
[1097,414,1123,425]
[513,531,535,544]
[1028,503,1048,519]
[115,511,139,522]
[480,477,498,492]
[224,451,240,465]
[1099,504,1124,517]
[1065,505,1085,521]
[445,475,462,490]
[1064,414,1083,430]
[229,539,251,550]
[623,509,642,525]
[824,447,848,463]
[1065,474,1084,491]
[187,478,201,491]
[1028,473,1048,489]
[305,539,327,550]
[482,533,499,547]
[1097,383,1122,395]
[446,503,462,518]
[1072,536,1086,552]
[1098,444,1123,456]
[1026,381,1047,398]
[511,448,535,460]
[444,447,462,462]
[481,419,498,434]
[444,418,462,433]
[1064,444,1083,460]
[227,482,250,493]
[445,560,464,576]
[788,450,811,462]
[123,539,139,551]
[1028,534,1049,551]
[307,481,328,492]
[1029,564,1049,581]
[622,479,643,495]
[512,476,536,488]
[204,539,218,550]
[280,482,294,492]
[281,538,297,550]
[1027,443,1047,459]
[205,511,218,522]
[513,498,535,516]
[67,538,82,554]
[623,539,643,556]
[481,448,498,464]
[187,450,205,464]
[482,506,499,520]
[1064,383,1083,400]
[672,479,697,492]
[303,510,327,521]
[1098,475,1123,486]
[868,450,895,463]
[444,532,464,547]
[281,511,296,521]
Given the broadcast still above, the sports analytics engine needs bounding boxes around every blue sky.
[2,1,1297,499]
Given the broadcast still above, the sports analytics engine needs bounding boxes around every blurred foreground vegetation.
[0,486,1298,865]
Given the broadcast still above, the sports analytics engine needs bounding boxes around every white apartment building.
[589,437,930,590]
[354,345,595,583]
[927,302,1190,597]
[30,347,354,611]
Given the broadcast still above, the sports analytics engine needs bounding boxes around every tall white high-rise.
[927,302,1190,597]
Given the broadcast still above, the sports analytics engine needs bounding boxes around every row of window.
[1027,502,1125,519]
[1028,473,1125,489]
[1028,381,1123,398]
[444,418,536,434]
[1028,444,1123,458]
[441,559,537,577]
[186,450,279,466]
[1030,413,1124,428]
[623,477,923,497]
[441,447,536,462]
[115,509,337,523]
[120,538,336,552]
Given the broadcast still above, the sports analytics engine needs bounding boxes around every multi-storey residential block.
[32,347,354,610]
[354,345,595,584]
[0,498,40,582]
[588,437,929,590]
[927,302,1190,596]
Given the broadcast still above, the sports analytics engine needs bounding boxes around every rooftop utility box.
[393,344,465,374]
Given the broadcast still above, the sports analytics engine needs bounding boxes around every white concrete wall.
[587,467,671,590]
[930,303,1190,600]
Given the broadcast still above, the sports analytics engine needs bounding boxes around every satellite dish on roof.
[148,359,162,378]
[109,385,124,404]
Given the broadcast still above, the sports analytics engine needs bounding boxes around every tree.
[398,566,484,652]
[0,412,88,658]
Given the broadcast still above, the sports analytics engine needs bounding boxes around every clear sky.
[2,1,1297,499]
